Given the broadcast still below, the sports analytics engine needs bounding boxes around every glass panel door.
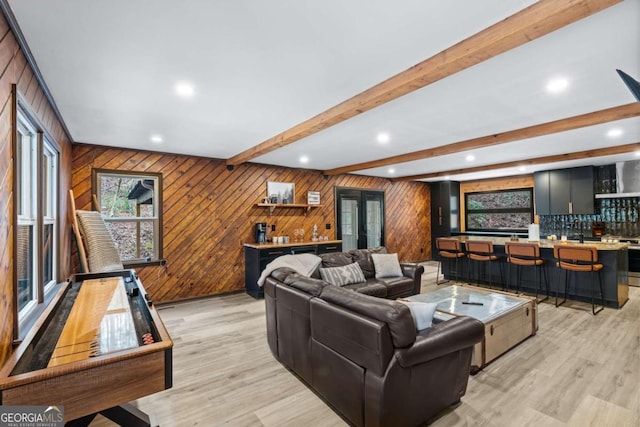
[339,197,359,251]
[366,195,383,248]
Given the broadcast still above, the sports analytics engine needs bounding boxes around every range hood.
[595,160,640,198]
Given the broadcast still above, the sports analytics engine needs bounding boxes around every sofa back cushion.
[349,246,387,278]
[310,297,393,378]
[271,267,326,296]
[319,285,415,348]
[319,251,353,268]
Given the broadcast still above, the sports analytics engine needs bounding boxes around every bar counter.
[440,236,629,309]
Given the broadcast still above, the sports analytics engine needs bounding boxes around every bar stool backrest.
[466,240,494,255]
[436,238,462,253]
[553,245,598,265]
[505,242,540,259]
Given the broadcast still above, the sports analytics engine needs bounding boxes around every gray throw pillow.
[371,253,403,278]
[399,301,438,331]
[319,262,366,286]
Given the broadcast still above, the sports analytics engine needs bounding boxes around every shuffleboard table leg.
[99,403,154,427]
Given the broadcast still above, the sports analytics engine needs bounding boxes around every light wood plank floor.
[91,263,640,426]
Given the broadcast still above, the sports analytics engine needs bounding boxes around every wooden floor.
[91,262,640,426]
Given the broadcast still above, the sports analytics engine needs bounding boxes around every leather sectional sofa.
[264,264,485,426]
[314,247,424,299]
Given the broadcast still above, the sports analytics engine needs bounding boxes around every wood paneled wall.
[71,144,431,302]
[0,15,72,366]
[459,175,534,231]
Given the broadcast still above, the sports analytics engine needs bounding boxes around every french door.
[336,188,385,251]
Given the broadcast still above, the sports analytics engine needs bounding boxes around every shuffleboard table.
[0,270,173,426]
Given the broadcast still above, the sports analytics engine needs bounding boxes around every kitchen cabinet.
[534,166,594,215]
[243,241,342,298]
[430,181,460,260]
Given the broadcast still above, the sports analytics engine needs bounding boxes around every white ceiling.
[7,0,640,181]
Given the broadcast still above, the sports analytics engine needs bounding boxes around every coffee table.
[403,284,537,372]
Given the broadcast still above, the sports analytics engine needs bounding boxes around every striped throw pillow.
[319,262,366,287]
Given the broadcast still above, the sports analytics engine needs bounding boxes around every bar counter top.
[450,235,627,251]
[440,235,629,309]
[243,240,342,250]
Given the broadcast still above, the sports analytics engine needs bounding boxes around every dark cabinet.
[244,241,342,298]
[430,181,460,260]
[534,166,594,215]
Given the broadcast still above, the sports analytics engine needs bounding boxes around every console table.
[243,241,342,298]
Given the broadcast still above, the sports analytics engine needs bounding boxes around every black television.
[617,69,640,102]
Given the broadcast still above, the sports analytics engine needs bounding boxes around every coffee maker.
[255,222,267,244]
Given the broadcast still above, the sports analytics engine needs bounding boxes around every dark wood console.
[244,241,342,298]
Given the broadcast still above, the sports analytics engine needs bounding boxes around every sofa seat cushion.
[376,276,415,297]
[343,281,388,298]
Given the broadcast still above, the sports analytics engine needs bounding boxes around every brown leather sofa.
[264,268,485,427]
[314,247,424,299]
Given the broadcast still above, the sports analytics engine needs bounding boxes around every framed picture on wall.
[307,191,320,205]
[267,181,295,204]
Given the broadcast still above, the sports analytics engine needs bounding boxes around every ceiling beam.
[226,0,622,167]
[391,143,640,181]
[324,103,640,175]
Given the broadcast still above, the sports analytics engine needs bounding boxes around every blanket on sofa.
[257,253,322,287]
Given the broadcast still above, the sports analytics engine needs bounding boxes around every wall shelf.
[595,193,640,199]
[257,203,322,215]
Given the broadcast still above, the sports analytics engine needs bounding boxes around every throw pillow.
[371,253,403,278]
[398,301,438,331]
[319,262,366,287]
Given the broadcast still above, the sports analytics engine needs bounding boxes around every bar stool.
[553,244,605,315]
[504,241,549,302]
[435,238,466,285]
[465,240,503,289]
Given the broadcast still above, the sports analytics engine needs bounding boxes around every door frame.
[335,187,385,250]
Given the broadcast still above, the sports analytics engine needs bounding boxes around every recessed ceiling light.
[299,155,309,164]
[443,175,450,180]
[388,168,395,174]
[546,77,569,93]
[175,81,195,98]
[377,133,390,144]
[465,154,475,162]
[607,128,623,138]
[635,150,640,157]
[518,166,527,172]
[150,135,163,143]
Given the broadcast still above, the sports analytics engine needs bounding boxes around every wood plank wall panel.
[0,12,72,367]
[459,175,534,231]
[71,144,431,302]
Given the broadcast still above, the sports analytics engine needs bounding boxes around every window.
[42,141,58,288]
[465,188,533,232]
[15,108,59,320]
[93,170,163,263]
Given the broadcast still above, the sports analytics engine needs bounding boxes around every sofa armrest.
[395,316,484,368]
[400,263,424,295]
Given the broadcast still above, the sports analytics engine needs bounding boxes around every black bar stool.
[465,240,503,289]
[505,241,549,302]
[435,238,465,285]
[553,244,605,315]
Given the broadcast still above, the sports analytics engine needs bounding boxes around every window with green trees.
[465,188,533,231]
[92,169,163,263]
